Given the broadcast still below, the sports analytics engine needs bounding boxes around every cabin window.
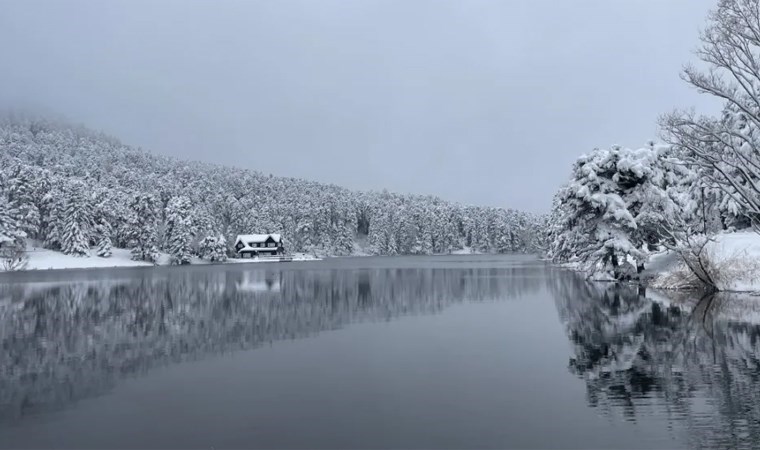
[268,243,276,247]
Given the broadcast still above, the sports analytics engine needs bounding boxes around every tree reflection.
[550,273,760,449]
[0,264,542,422]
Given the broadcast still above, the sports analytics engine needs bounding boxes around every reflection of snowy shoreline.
[235,271,281,292]
[0,263,543,422]
[551,274,760,449]
[227,253,321,266]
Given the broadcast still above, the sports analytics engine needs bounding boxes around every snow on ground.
[351,235,371,257]
[5,246,320,273]
[648,231,760,293]
[23,247,155,271]
[451,247,483,255]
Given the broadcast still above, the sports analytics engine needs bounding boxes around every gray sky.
[0,0,720,212]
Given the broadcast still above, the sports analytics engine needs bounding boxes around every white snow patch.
[351,235,371,257]
[22,247,155,271]
[451,247,483,255]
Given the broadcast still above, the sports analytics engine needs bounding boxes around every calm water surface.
[1,255,759,449]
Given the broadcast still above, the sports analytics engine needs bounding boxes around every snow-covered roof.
[236,234,282,244]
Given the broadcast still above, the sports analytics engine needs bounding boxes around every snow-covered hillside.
[0,116,544,272]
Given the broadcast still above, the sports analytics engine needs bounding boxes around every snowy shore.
[646,231,760,293]
[3,246,320,273]
[554,231,760,294]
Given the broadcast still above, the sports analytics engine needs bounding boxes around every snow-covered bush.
[652,232,760,292]
[649,262,704,290]
[0,247,27,271]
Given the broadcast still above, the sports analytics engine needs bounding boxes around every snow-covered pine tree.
[95,221,113,257]
[294,216,313,253]
[332,198,357,255]
[128,194,160,263]
[42,183,65,251]
[431,204,457,254]
[60,180,93,257]
[551,144,685,276]
[549,146,663,278]
[368,206,386,255]
[412,204,434,255]
[0,194,28,270]
[164,196,194,265]
[614,143,680,255]
[494,213,514,254]
[198,234,228,262]
[211,193,245,249]
[394,209,416,255]
[191,206,215,250]
[91,185,125,247]
[6,164,41,239]
[331,220,355,256]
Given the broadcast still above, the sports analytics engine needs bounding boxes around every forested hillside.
[0,116,543,266]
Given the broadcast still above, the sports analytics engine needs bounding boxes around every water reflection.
[551,273,760,449]
[0,264,542,422]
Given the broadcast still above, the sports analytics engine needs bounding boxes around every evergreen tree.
[550,147,637,272]
[548,145,679,277]
[165,196,194,265]
[95,221,113,257]
[199,234,228,262]
[0,194,28,270]
[332,220,355,255]
[128,194,160,263]
[60,181,92,257]
[6,165,41,239]
[42,184,65,250]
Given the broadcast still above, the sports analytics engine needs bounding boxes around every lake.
[1,255,759,449]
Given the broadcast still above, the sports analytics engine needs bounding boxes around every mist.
[0,0,720,212]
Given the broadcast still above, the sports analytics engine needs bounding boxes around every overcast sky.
[0,0,721,212]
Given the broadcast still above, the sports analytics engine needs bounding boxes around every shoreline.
[1,246,323,276]
[551,230,760,295]
[1,250,535,276]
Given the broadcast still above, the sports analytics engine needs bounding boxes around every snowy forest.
[547,0,760,286]
[0,116,543,269]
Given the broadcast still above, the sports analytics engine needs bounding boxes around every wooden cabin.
[235,234,285,257]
